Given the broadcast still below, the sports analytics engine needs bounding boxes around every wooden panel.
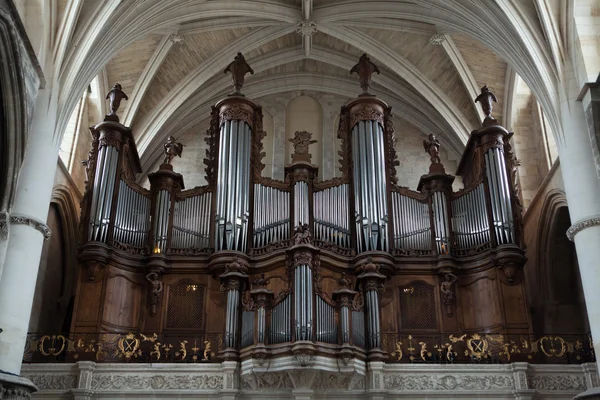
[102,270,142,330]
[74,271,104,324]
[500,281,529,326]
[459,274,502,331]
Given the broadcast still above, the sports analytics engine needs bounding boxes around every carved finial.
[163,136,185,165]
[350,53,380,96]
[474,85,498,120]
[363,256,378,272]
[105,83,128,122]
[423,134,441,165]
[289,130,317,163]
[338,273,350,289]
[224,52,254,96]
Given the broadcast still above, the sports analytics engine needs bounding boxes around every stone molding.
[5,213,52,240]
[19,361,598,399]
[566,214,600,241]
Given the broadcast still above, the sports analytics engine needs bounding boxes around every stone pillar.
[0,89,58,389]
[561,71,600,374]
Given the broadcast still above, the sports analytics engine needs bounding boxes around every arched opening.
[530,194,589,336]
[29,203,67,333]
[285,95,322,178]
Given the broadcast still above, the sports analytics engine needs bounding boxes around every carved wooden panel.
[399,281,437,330]
[165,280,205,330]
[102,271,142,330]
[459,274,502,331]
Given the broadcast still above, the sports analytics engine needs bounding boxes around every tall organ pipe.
[350,118,389,253]
[214,117,252,252]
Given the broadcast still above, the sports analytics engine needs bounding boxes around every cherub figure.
[289,131,317,157]
[224,52,254,95]
[423,134,441,164]
[105,83,128,117]
[163,136,185,164]
[474,85,498,118]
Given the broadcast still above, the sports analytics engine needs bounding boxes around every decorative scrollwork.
[9,213,51,240]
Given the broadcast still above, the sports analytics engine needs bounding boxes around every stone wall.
[21,360,598,399]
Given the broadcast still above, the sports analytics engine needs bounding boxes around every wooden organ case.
[69,54,533,365]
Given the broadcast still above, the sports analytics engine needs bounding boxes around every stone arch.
[29,185,80,333]
[530,189,589,336]
[0,9,28,210]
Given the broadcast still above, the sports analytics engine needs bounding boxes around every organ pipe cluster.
[214,119,252,252]
[351,119,389,252]
[313,184,351,247]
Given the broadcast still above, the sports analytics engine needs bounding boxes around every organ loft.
[17,51,593,391]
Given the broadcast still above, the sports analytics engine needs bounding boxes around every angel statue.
[474,85,497,119]
[423,134,441,164]
[224,52,254,96]
[163,136,185,165]
[105,83,128,120]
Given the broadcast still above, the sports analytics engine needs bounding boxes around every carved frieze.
[219,104,253,127]
[349,104,384,128]
[25,374,77,391]
[383,374,514,390]
[91,374,224,390]
[527,375,587,391]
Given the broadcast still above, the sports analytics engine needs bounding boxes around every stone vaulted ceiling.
[55,0,556,172]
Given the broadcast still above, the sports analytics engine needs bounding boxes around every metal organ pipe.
[252,184,290,248]
[214,117,251,252]
[485,148,514,245]
[89,146,120,242]
[313,184,350,247]
[351,120,389,252]
[152,190,171,253]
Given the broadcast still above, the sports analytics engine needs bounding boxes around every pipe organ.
[71,53,535,369]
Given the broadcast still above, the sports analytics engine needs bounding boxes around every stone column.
[564,69,600,396]
[0,88,59,396]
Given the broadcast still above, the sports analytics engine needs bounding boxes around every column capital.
[567,215,600,241]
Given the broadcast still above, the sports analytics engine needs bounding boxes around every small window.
[399,281,437,330]
[165,280,205,330]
